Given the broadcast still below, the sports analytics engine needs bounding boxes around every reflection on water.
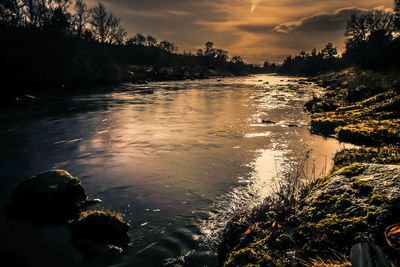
[0,75,353,266]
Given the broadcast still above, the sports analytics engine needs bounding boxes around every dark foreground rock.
[6,170,87,224]
[219,163,400,266]
[71,210,130,259]
[2,169,131,266]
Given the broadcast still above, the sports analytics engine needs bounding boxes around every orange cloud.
[87,0,395,63]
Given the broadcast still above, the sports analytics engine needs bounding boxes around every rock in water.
[70,210,130,258]
[6,170,87,224]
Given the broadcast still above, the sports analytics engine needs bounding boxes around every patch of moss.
[336,119,400,145]
[223,234,276,267]
[369,194,388,206]
[306,173,335,196]
[310,115,345,136]
[333,146,400,171]
[334,196,352,211]
[340,163,364,177]
[352,179,373,196]
[315,215,367,236]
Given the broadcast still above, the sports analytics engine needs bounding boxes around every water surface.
[0,75,352,266]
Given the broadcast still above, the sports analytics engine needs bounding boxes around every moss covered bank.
[219,69,400,266]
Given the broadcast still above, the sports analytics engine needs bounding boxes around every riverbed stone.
[70,210,130,252]
[6,170,87,224]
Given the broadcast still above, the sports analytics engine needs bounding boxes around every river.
[0,75,352,266]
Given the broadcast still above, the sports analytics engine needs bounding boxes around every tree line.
[0,0,263,96]
[277,0,400,76]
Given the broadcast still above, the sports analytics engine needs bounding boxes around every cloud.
[274,7,368,33]
[235,24,277,34]
[84,0,394,63]
[251,0,262,12]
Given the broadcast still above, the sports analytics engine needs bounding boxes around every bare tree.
[107,13,126,44]
[89,2,126,44]
[395,0,400,29]
[21,0,50,27]
[89,2,107,42]
[73,0,87,37]
[345,10,395,49]
[0,0,24,25]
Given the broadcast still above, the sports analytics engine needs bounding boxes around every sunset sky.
[87,0,394,63]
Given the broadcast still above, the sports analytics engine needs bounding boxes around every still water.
[0,75,351,266]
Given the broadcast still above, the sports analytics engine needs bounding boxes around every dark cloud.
[235,24,277,34]
[274,7,367,33]
[87,0,233,48]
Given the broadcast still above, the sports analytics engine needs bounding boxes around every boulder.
[6,170,87,224]
[70,211,130,251]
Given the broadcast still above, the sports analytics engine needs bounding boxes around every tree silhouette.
[395,0,400,29]
[231,56,243,64]
[89,2,126,44]
[321,43,337,59]
[146,35,157,46]
[159,40,175,52]
[46,6,69,33]
[107,13,126,44]
[89,2,108,43]
[345,10,395,50]
[128,33,146,45]
[204,41,214,57]
[73,0,88,37]
[0,0,24,26]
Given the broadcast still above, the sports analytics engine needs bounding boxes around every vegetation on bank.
[0,0,266,101]
[219,159,400,266]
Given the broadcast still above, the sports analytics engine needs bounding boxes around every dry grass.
[78,209,124,221]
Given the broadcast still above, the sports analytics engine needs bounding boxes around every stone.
[70,211,130,249]
[6,170,87,224]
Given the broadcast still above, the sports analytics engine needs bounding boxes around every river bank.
[1,65,265,109]
[219,68,400,266]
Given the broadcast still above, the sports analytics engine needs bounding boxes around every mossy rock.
[310,117,342,136]
[70,210,130,250]
[6,170,87,224]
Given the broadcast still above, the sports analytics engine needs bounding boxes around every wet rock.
[70,210,130,251]
[261,120,275,124]
[6,170,87,224]
[304,96,321,112]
